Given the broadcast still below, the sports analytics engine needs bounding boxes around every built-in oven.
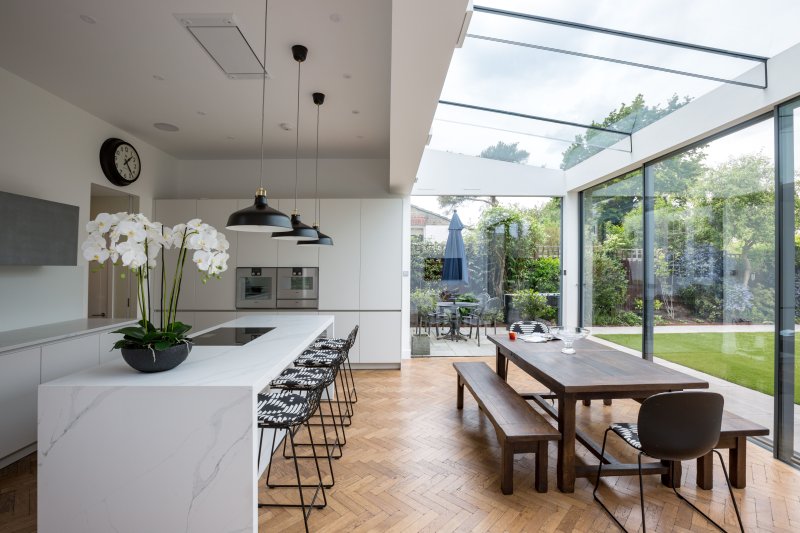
[276,267,319,309]
[235,267,277,308]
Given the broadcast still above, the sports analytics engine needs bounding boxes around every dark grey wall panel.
[0,191,79,266]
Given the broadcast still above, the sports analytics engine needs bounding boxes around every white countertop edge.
[0,318,137,355]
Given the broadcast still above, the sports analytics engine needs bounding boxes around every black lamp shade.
[271,213,318,241]
[297,225,333,247]
[226,190,292,232]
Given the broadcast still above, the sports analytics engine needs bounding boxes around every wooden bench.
[696,411,769,489]
[454,362,560,494]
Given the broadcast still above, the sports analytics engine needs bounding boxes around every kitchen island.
[38,313,333,533]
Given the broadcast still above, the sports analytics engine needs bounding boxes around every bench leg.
[697,451,713,490]
[729,437,746,489]
[535,441,548,493]
[457,376,464,410]
[661,459,681,488]
[501,441,514,495]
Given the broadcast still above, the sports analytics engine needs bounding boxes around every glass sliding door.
[581,171,644,343]
[778,98,800,459]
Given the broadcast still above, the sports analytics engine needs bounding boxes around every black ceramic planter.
[120,342,192,373]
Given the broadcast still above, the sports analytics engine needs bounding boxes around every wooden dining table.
[488,334,709,492]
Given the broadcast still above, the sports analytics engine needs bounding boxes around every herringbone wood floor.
[2,356,799,532]
[259,357,800,532]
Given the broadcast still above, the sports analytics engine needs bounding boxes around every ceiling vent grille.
[175,13,269,79]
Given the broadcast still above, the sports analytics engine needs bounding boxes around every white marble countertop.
[0,317,136,354]
[39,314,334,390]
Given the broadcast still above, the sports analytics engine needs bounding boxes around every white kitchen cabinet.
[196,200,238,310]
[235,198,280,268]
[154,199,198,310]
[0,347,40,461]
[99,330,124,364]
[318,199,360,310]
[358,311,401,364]
[192,311,237,332]
[322,311,360,363]
[360,199,402,310]
[41,335,100,383]
[277,199,319,267]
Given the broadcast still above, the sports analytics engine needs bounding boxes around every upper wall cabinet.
[196,200,238,311]
[360,199,401,310]
[318,199,360,310]
[277,199,319,267]
[235,198,280,268]
[154,200,198,310]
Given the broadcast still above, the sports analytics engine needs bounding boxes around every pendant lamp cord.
[314,102,320,224]
[294,55,301,212]
[259,0,268,189]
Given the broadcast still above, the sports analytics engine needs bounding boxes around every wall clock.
[99,138,141,186]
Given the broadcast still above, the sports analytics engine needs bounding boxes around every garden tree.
[561,94,691,170]
[533,198,562,247]
[409,236,445,292]
[688,154,775,289]
[437,141,529,212]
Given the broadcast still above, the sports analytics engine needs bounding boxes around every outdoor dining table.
[436,301,479,341]
[488,334,709,493]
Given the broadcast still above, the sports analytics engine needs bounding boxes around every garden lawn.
[595,332,800,404]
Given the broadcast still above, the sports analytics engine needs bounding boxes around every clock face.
[100,138,141,186]
[113,143,140,182]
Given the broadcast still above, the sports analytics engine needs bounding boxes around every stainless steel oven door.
[276,267,319,300]
[236,267,277,308]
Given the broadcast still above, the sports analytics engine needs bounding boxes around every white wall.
[0,67,177,332]
[175,158,392,199]
[414,148,567,196]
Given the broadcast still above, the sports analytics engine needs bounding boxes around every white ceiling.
[0,0,392,160]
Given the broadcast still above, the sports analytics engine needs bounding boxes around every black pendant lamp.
[298,92,333,247]
[226,0,291,233]
[272,45,318,241]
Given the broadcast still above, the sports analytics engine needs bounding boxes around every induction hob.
[190,327,275,346]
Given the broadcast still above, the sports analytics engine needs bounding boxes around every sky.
[429,0,800,170]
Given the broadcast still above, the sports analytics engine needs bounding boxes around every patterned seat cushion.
[294,349,342,368]
[610,422,642,450]
[257,392,310,427]
[510,321,550,335]
[312,338,347,350]
[271,367,333,389]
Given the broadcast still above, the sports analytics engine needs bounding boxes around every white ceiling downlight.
[175,13,269,80]
[154,122,180,132]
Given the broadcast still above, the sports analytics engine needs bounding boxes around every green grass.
[595,332,800,404]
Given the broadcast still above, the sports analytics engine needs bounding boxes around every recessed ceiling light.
[357,135,364,139]
[279,122,293,131]
[197,111,207,116]
[153,74,165,81]
[226,135,236,140]
[329,13,341,22]
[153,122,180,132]
[352,110,360,114]
[79,14,96,24]
[343,73,352,79]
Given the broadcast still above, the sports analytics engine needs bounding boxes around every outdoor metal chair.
[509,320,550,335]
[593,391,744,533]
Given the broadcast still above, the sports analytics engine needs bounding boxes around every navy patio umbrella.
[442,210,468,287]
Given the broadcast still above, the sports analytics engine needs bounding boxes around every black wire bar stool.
[257,390,327,533]
[593,391,745,533]
[294,347,354,427]
[310,325,359,404]
[270,366,344,483]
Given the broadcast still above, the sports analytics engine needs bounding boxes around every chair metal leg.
[669,453,737,533]
[638,453,646,533]
[593,428,631,532]
[714,449,745,533]
[344,354,358,403]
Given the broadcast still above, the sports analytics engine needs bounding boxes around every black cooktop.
[190,327,275,346]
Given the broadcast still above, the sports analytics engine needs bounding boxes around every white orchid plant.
[82,213,229,351]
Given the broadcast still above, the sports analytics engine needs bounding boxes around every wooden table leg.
[729,437,746,488]
[661,459,681,488]
[456,376,464,409]
[557,394,577,492]
[500,439,514,495]
[696,452,713,489]
[496,347,507,381]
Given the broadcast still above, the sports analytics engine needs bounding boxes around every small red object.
[508,331,517,340]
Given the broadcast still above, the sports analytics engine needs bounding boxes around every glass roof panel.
[433,1,797,168]
[475,1,800,58]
